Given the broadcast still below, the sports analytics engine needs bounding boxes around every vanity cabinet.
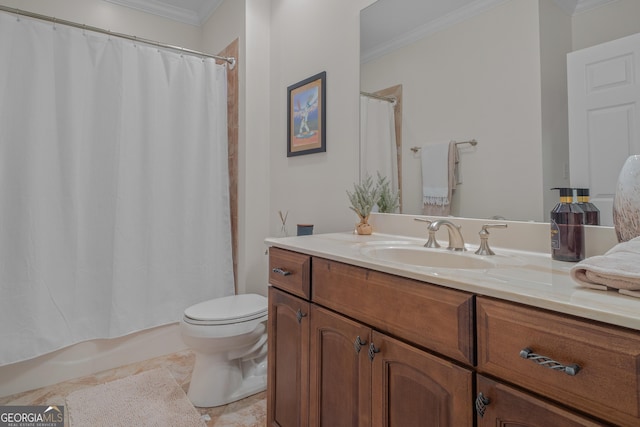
[268,245,640,426]
[268,247,474,427]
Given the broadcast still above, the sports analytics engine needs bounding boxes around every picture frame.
[287,71,326,157]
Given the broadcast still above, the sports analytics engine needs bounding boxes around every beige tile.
[0,350,266,427]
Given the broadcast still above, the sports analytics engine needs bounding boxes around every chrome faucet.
[428,219,466,251]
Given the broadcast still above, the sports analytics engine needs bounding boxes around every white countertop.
[265,224,640,332]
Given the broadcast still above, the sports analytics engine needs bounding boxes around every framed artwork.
[287,71,326,157]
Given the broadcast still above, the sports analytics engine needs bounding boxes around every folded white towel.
[570,236,640,297]
[421,141,453,206]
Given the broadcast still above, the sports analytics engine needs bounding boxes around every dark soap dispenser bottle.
[550,188,585,262]
[576,188,600,225]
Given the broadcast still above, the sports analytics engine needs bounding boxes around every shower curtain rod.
[0,5,236,69]
[360,91,396,104]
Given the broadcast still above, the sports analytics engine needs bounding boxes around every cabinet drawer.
[476,375,605,426]
[312,257,474,365]
[477,296,640,427]
[269,247,311,299]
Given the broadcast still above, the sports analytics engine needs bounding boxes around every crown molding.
[552,0,619,15]
[574,0,619,14]
[103,0,222,26]
[362,0,621,64]
[361,0,509,64]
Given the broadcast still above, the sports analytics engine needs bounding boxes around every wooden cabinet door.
[476,375,606,427]
[267,287,310,427]
[371,331,473,427]
[309,305,371,427]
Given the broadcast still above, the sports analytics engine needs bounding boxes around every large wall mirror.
[360,0,640,224]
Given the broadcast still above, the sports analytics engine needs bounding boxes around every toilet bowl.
[180,293,268,407]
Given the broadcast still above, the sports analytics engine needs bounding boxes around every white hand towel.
[570,236,640,297]
[421,141,451,206]
[421,142,458,218]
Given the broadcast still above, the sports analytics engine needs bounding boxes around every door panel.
[267,287,310,427]
[568,33,640,225]
[309,306,371,427]
[371,331,473,427]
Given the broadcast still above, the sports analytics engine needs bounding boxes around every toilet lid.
[184,294,267,325]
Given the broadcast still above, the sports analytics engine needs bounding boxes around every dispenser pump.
[576,188,600,225]
[550,188,585,262]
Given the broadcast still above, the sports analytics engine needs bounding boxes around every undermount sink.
[360,242,523,270]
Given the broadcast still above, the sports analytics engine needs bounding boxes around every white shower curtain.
[359,95,398,194]
[0,12,234,365]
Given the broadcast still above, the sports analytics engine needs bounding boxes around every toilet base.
[186,344,268,408]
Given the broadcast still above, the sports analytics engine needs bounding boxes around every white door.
[568,32,640,226]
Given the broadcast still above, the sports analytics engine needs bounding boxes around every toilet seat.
[183,294,267,326]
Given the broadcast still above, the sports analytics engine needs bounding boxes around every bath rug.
[66,368,205,427]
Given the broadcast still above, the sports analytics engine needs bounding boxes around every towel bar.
[411,139,477,154]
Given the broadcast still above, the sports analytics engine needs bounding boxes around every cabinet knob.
[296,309,307,324]
[272,267,292,276]
[475,392,490,417]
[519,347,581,376]
[368,342,380,361]
[353,336,367,354]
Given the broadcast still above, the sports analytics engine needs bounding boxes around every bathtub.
[0,323,188,397]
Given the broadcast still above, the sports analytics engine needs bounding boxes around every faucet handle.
[475,224,508,256]
[480,223,508,233]
[413,218,440,248]
[413,217,432,225]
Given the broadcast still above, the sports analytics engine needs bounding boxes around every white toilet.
[180,293,268,408]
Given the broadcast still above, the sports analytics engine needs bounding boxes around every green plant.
[376,172,400,213]
[346,174,380,222]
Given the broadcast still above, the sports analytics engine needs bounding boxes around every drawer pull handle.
[519,348,581,376]
[475,392,490,418]
[368,342,380,361]
[272,267,292,276]
[296,309,307,323]
[354,336,367,354]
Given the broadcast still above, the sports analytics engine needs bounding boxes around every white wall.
[201,0,244,53]
[240,0,271,296]
[200,0,264,297]
[539,0,572,220]
[572,0,640,51]
[268,0,375,235]
[361,0,545,221]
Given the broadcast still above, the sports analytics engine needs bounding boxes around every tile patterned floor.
[0,349,266,426]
